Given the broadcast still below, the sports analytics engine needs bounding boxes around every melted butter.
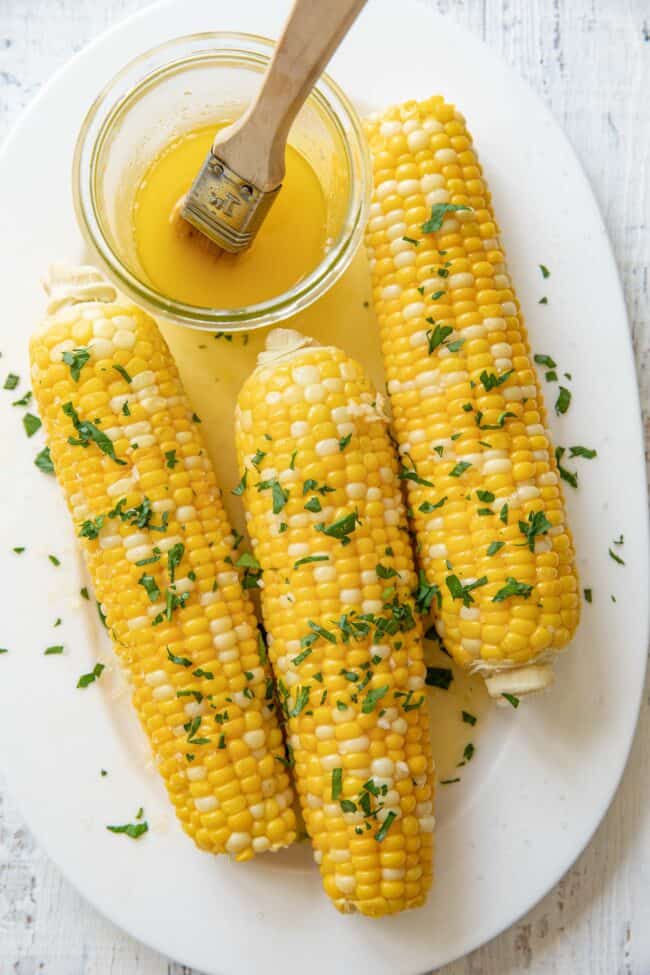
[424,642,490,783]
[132,123,327,308]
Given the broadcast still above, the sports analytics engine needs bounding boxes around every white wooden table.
[1,1,648,972]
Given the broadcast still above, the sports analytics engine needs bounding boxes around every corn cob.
[30,265,296,859]
[235,328,434,916]
[364,98,580,699]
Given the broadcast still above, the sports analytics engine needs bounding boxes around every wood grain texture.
[0,0,648,972]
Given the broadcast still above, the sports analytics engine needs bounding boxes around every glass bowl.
[73,32,371,332]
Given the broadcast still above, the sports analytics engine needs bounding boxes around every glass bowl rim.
[72,30,371,332]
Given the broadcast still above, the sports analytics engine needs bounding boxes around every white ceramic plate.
[0,1,647,972]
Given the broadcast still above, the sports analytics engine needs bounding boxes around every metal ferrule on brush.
[181,152,281,254]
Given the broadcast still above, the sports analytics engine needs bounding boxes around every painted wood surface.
[1,0,648,972]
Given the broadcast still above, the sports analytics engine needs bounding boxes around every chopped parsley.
[304,496,322,513]
[476,490,495,503]
[426,322,453,354]
[362,685,389,713]
[375,563,398,580]
[106,818,148,839]
[44,645,64,655]
[475,409,516,431]
[462,710,477,726]
[568,445,597,459]
[446,574,487,607]
[487,540,505,557]
[289,686,311,717]
[167,542,184,582]
[425,666,453,690]
[374,811,397,842]
[4,373,20,390]
[584,588,593,603]
[413,569,441,613]
[492,577,533,602]
[338,433,352,452]
[461,743,475,763]
[302,479,335,496]
[79,514,105,539]
[112,364,132,383]
[534,354,556,369]
[48,554,61,566]
[167,648,192,667]
[138,573,160,603]
[419,496,447,513]
[164,449,178,469]
[232,471,247,495]
[539,264,551,278]
[449,461,471,477]
[291,648,312,667]
[261,479,289,514]
[555,447,578,488]
[12,390,32,407]
[62,348,90,382]
[135,552,161,567]
[502,693,520,709]
[235,551,261,571]
[294,554,329,569]
[608,547,625,566]
[331,767,343,800]
[23,413,42,437]
[555,386,571,415]
[314,510,360,546]
[399,455,434,487]
[422,203,471,233]
[77,662,105,688]
[34,446,54,474]
[184,715,210,745]
[479,369,513,392]
[62,402,125,465]
[518,510,551,551]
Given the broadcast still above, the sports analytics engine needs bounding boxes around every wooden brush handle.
[213,0,366,191]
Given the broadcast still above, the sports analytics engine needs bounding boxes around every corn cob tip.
[256,327,319,368]
[43,263,117,315]
[484,663,555,700]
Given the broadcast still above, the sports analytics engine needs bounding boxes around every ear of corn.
[364,98,580,697]
[30,265,296,860]
[235,328,434,917]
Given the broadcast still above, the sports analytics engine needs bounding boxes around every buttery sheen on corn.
[364,98,580,697]
[235,329,434,917]
[30,266,296,860]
